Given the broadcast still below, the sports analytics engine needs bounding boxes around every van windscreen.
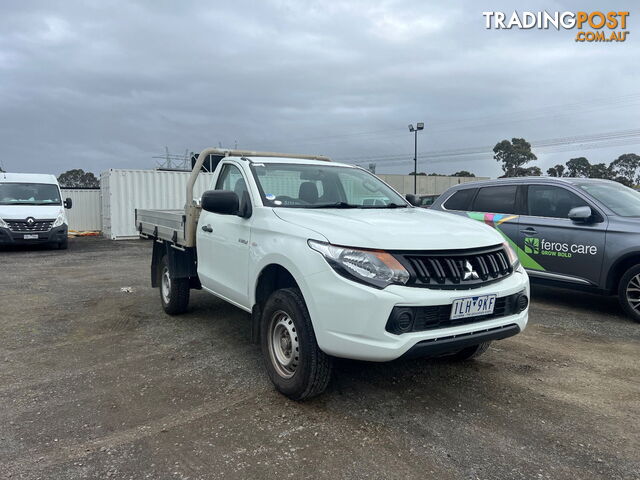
[0,183,62,205]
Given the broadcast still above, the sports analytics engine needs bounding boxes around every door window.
[215,164,249,199]
[473,185,518,214]
[527,185,588,219]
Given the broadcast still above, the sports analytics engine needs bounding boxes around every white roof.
[0,172,59,184]
[237,156,353,168]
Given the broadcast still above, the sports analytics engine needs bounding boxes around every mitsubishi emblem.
[463,260,479,280]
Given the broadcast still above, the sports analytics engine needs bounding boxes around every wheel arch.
[606,252,640,293]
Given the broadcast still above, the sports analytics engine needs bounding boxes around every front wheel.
[159,255,190,315]
[618,264,640,323]
[260,288,332,400]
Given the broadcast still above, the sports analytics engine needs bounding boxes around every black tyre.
[618,264,640,323]
[58,238,68,250]
[158,255,190,315]
[450,341,491,361]
[260,288,332,400]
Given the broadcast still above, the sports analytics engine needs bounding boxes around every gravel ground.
[1,237,638,479]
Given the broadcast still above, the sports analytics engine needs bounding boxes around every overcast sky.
[0,0,637,177]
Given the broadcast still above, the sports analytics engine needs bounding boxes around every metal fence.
[60,189,102,231]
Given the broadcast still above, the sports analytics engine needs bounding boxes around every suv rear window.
[473,185,518,214]
[443,188,476,210]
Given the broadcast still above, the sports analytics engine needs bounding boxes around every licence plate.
[23,234,39,240]
[450,294,496,320]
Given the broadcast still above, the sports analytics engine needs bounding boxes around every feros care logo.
[524,237,540,255]
[524,236,598,258]
[482,11,630,43]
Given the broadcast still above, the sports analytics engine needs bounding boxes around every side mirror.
[201,190,239,215]
[64,198,73,209]
[568,206,592,223]
[405,193,420,206]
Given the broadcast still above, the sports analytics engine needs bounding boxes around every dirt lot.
[1,237,639,479]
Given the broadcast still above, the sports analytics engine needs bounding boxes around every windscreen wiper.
[307,202,360,209]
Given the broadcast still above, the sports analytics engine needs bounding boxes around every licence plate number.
[450,294,496,320]
[23,234,39,240]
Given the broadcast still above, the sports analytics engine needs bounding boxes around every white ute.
[137,149,530,400]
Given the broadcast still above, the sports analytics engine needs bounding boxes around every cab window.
[443,188,476,211]
[527,185,588,219]
[472,185,517,214]
[215,164,249,199]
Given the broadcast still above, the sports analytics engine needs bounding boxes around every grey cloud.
[0,0,637,177]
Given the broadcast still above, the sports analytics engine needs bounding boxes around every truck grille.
[5,219,54,232]
[385,291,527,334]
[394,244,513,289]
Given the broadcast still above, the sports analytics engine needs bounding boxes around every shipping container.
[100,169,215,239]
[60,188,102,231]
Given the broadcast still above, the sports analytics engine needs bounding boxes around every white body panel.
[191,157,529,362]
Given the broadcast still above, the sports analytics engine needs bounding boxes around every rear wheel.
[260,288,332,400]
[618,264,640,323]
[159,255,190,315]
[450,341,491,361]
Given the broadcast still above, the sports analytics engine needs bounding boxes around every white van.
[0,173,72,249]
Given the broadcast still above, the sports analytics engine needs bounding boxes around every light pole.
[408,122,424,194]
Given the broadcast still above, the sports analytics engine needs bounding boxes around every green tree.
[452,170,475,177]
[493,138,537,177]
[610,153,640,186]
[409,171,427,176]
[565,157,591,177]
[58,169,100,188]
[519,166,542,176]
[547,164,565,177]
[588,163,613,179]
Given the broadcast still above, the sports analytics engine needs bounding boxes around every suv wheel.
[451,341,491,361]
[618,264,640,323]
[260,288,332,400]
[159,255,190,315]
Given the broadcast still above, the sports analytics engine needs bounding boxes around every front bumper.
[302,265,530,362]
[0,225,68,246]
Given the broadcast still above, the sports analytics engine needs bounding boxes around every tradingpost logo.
[482,10,630,43]
[524,236,540,255]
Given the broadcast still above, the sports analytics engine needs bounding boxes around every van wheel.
[618,264,640,323]
[260,288,332,400]
[58,238,68,250]
[451,341,491,360]
[159,255,190,315]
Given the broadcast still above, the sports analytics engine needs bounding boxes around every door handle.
[520,227,538,235]
[201,225,213,233]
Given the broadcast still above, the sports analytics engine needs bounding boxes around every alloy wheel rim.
[268,310,299,379]
[626,274,640,312]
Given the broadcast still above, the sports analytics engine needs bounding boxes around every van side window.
[527,185,588,219]
[443,188,476,211]
[473,185,518,214]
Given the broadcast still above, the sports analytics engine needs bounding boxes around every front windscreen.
[576,181,640,217]
[250,163,407,208]
[0,183,62,206]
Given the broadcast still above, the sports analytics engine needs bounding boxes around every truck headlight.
[502,241,520,269]
[52,213,66,228]
[308,240,409,289]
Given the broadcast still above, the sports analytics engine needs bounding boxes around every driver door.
[197,163,253,309]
